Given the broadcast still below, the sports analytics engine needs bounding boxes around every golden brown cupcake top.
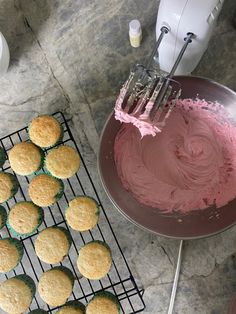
[65,196,99,232]
[8,202,42,235]
[86,293,120,314]
[35,227,70,264]
[29,115,62,148]
[28,174,63,207]
[0,277,33,314]
[9,142,43,176]
[38,268,74,307]
[0,172,16,203]
[45,145,80,179]
[0,239,21,273]
[77,241,112,280]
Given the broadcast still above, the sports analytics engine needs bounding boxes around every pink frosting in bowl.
[114,99,236,213]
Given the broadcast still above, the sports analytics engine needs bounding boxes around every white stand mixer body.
[156,0,224,75]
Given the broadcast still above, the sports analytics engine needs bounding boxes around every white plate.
[0,32,10,75]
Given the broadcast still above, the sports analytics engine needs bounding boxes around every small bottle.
[129,19,142,48]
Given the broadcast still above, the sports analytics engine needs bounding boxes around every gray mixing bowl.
[98,76,236,239]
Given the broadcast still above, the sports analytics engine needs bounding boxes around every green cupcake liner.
[0,147,6,168]
[10,174,19,198]
[7,237,24,264]
[14,274,36,298]
[55,178,64,203]
[55,123,64,147]
[0,172,19,203]
[28,115,64,149]
[7,202,44,238]
[38,147,45,172]
[60,300,85,313]
[0,205,7,229]
[87,291,120,313]
[0,238,24,272]
[49,266,75,287]
[28,310,48,314]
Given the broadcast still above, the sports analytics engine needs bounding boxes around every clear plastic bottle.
[129,20,142,48]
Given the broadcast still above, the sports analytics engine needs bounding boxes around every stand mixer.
[115,0,225,138]
[156,0,224,75]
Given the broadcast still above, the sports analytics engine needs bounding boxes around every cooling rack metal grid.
[0,111,145,313]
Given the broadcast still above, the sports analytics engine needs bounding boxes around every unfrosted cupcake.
[77,241,112,280]
[0,147,6,168]
[0,274,36,314]
[0,205,7,229]
[65,196,99,232]
[29,115,63,148]
[0,172,19,204]
[45,145,80,179]
[57,300,85,314]
[86,292,120,314]
[35,226,72,264]
[9,142,44,176]
[0,238,24,273]
[29,174,64,207]
[7,201,44,237]
[38,266,74,307]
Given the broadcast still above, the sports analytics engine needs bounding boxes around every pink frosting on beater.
[114,87,162,137]
[114,99,236,213]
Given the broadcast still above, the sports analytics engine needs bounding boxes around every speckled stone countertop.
[0,1,236,313]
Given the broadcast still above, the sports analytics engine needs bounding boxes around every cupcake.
[65,196,100,232]
[0,274,36,314]
[0,238,24,273]
[28,310,48,314]
[45,145,80,179]
[9,142,44,176]
[77,241,112,280]
[0,172,19,203]
[29,115,63,148]
[57,301,85,314]
[38,266,74,307]
[7,201,44,237]
[0,147,6,168]
[29,174,64,207]
[35,226,72,264]
[0,205,7,229]
[86,292,120,314]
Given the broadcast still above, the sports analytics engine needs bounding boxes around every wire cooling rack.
[0,112,145,314]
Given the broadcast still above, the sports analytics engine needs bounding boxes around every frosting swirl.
[114,99,236,213]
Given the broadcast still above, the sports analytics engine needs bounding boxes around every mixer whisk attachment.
[114,29,194,137]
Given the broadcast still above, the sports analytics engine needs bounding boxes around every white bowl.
[0,32,10,75]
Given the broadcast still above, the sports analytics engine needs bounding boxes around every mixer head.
[114,29,194,137]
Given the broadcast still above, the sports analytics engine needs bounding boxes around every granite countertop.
[0,1,236,313]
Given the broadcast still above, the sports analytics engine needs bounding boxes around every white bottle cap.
[129,19,141,36]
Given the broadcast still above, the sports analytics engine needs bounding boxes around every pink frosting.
[114,87,162,137]
[114,99,236,213]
